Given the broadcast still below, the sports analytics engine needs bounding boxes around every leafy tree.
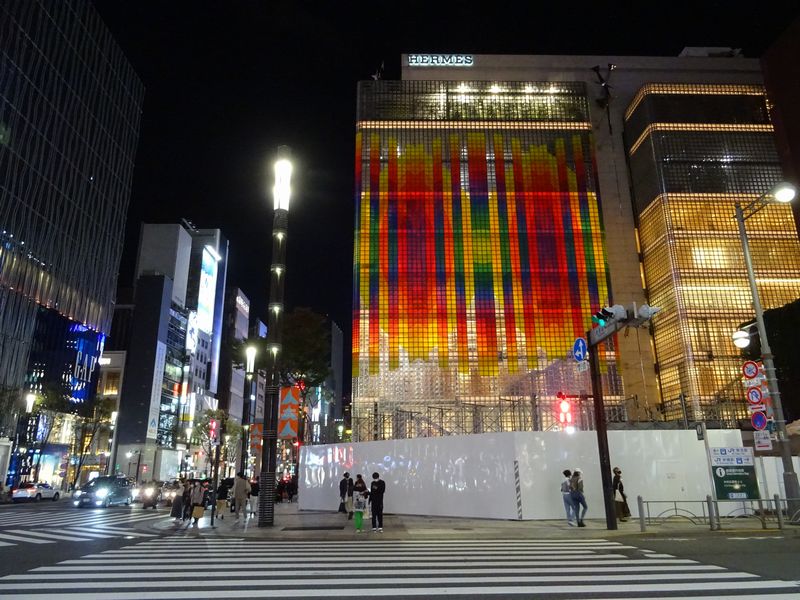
[70,396,115,487]
[193,409,242,476]
[31,380,72,480]
[0,386,21,438]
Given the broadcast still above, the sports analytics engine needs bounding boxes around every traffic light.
[557,392,574,432]
[209,418,219,446]
[592,304,626,327]
[628,302,662,327]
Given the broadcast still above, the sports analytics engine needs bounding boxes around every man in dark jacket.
[369,472,386,532]
[339,472,354,518]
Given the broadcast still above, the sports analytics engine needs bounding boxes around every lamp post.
[242,345,257,474]
[183,427,193,479]
[259,146,292,527]
[734,181,800,512]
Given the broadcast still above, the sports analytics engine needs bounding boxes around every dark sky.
[93,0,799,385]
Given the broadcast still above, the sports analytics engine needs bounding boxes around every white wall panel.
[300,429,746,521]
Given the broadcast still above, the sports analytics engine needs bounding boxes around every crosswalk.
[0,538,797,598]
[0,508,161,547]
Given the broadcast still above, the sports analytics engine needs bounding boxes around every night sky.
[93,1,800,389]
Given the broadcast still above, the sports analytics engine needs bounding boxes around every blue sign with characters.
[572,337,588,362]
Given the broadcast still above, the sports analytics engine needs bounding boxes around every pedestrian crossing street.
[0,508,160,548]
[0,537,797,598]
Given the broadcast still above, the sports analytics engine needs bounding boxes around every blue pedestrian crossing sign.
[572,337,588,362]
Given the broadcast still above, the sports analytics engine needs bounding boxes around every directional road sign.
[746,387,763,405]
[572,337,588,362]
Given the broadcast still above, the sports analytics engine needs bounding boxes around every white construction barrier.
[299,429,744,520]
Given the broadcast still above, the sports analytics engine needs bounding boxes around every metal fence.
[636,495,800,531]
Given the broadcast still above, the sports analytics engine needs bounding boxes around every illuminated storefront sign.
[197,247,218,334]
[407,54,474,67]
[185,310,198,354]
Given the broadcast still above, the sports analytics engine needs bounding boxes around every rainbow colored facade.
[352,82,616,431]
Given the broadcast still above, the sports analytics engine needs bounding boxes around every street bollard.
[774,494,784,530]
[637,496,646,532]
[757,499,766,529]
[706,495,717,531]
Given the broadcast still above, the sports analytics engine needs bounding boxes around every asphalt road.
[0,502,797,598]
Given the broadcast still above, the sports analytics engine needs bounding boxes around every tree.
[70,396,115,488]
[193,409,242,476]
[0,386,21,438]
[31,380,72,480]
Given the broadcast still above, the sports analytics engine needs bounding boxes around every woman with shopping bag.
[352,474,368,533]
[190,481,205,526]
[612,467,631,522]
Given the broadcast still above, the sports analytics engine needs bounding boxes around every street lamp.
[734,180,799,511]
[259,146,292,527]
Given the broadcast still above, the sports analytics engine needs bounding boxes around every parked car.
[12,482,60,502]
[72,476,133,508]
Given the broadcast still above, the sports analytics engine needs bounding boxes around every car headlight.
[94,488,109,499]
[74,490,82,497]
[144,488,154,497]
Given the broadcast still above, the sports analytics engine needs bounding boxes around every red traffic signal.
[557,392,573,425]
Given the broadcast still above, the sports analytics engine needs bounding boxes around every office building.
[351,52,800,439]
[1,0,143,485]
[0,1,143,390]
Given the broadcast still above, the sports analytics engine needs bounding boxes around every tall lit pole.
[242,345,257,473]
[735,181,799,514]
[259,146,292,527]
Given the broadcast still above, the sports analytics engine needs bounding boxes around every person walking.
[249,477,260,517]
[352,474,368,533]
[612,467,630,522]
[232,472,251,521]
[215,480,229,520]
[169,484,184,522]
[561,469,576,526]
[181,481,192,521]
[369,472,386,533]
[189,480,205,526]
[339,472,354,519]
[570,468,588,527]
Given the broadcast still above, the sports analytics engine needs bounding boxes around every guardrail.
[636,495,800,532]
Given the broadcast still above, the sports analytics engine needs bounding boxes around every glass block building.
[0,0,144,390]
[625,83,800,420]
[352,81,621,439]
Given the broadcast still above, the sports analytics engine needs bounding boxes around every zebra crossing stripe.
[0,531,52,544]
[11,529,96,543]
[57,529,116,539]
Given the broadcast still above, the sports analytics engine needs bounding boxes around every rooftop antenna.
[371,60,385,81]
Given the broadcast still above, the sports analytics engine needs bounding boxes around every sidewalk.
[143,501,800,540]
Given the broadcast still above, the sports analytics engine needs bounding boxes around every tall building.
[0,1,144,390]
[351,52,800,440]
[115,222,228,480]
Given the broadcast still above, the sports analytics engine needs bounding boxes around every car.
[12,482,60,502]
[136,481,162,509]
[160,481,183,506]
[72,476,133,508]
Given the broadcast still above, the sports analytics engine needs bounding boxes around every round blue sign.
[572,337,588,362]
[751,411,768,431]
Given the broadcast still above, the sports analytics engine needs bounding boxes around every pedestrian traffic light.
[209,418,219,446]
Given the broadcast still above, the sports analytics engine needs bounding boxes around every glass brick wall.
[625,83,800,420]
[352,81,620,438]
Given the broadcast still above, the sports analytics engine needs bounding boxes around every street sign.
[710,447,754,466]
[576,361,590,373]
[695,423,704,440]
[712,465,760,499]
[754,430,773,451]
[572,337,588,362]
[742,361,760,379]
[748,404,766,413]
[746,387,763,405]
[751,411,768,431]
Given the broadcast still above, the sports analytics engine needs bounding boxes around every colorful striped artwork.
[352,127,610,391]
